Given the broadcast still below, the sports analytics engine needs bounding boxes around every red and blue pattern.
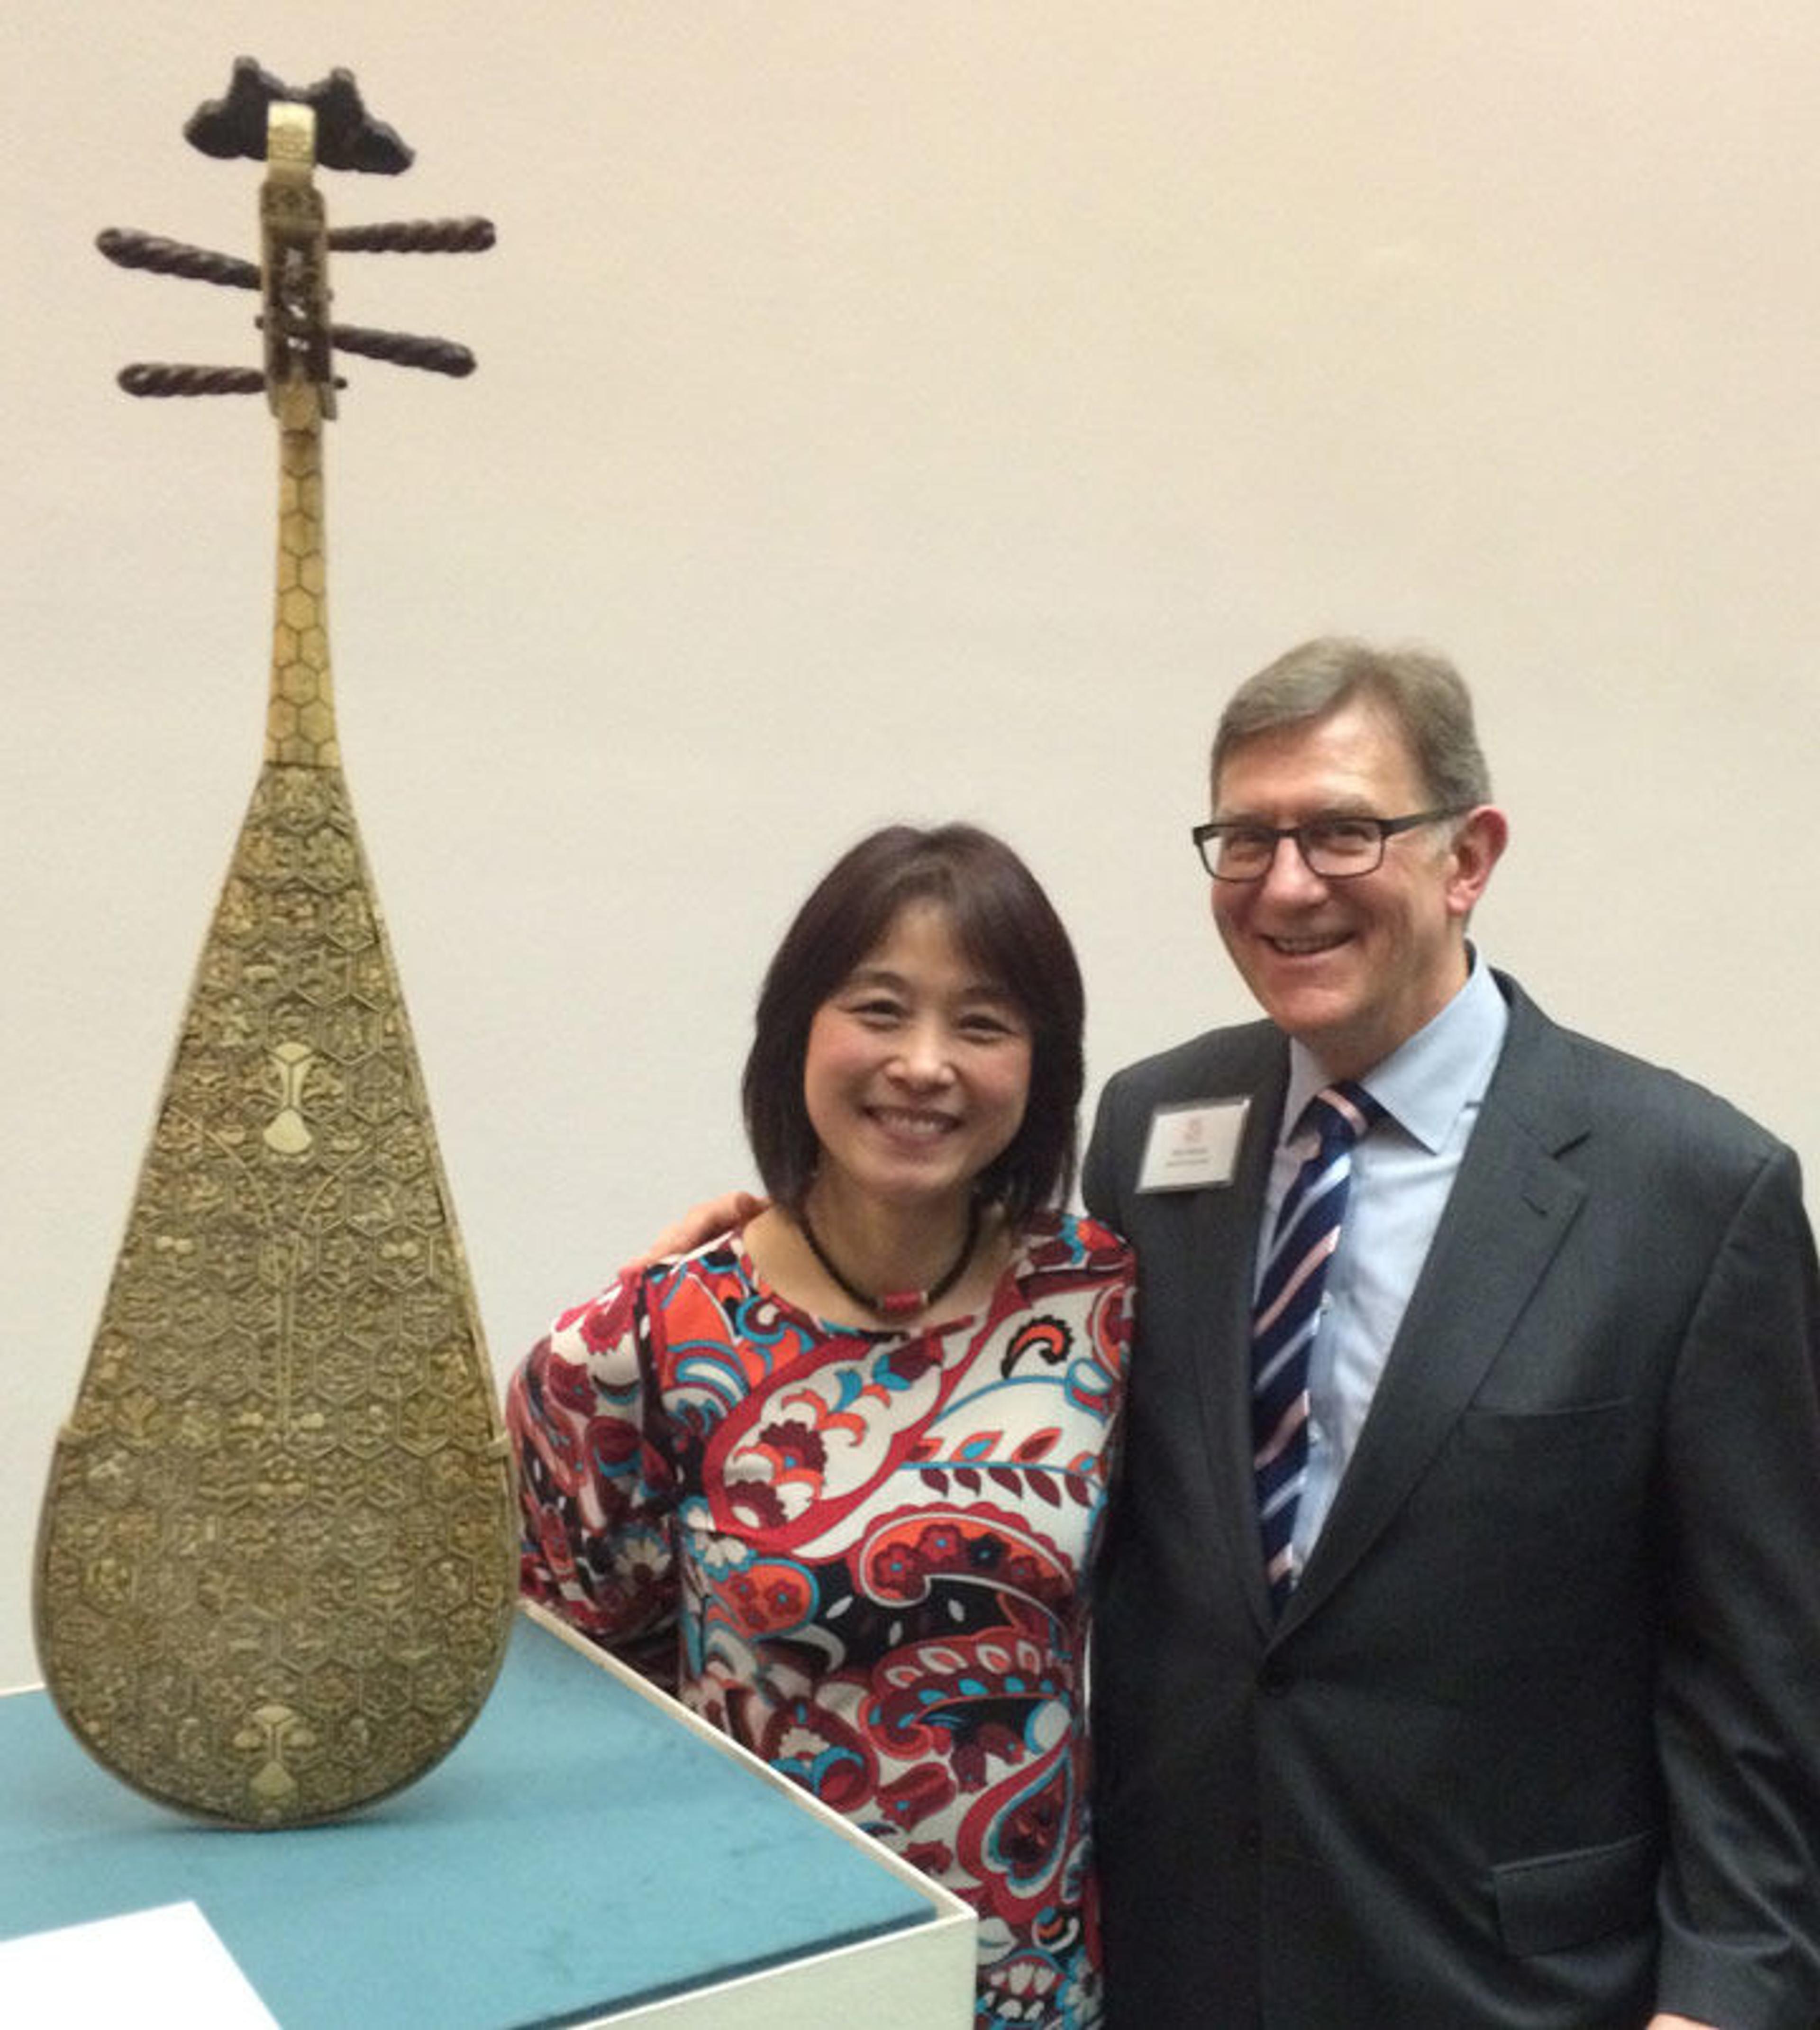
[509,1210,1132,2028]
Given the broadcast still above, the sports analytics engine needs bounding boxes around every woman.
[507,823,1132,2029]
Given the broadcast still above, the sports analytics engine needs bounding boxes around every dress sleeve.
[505,1268,680,1687]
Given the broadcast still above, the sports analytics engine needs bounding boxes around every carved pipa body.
[34,90,515,1825]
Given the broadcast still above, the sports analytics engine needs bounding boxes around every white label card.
[0,1901,279,2029]
[1136,1098,1249,1191]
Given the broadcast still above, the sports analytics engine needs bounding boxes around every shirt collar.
[1283,947,1509,1154]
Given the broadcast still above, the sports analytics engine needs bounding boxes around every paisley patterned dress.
[507,1209,1132,2029]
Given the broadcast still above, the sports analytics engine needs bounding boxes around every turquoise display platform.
[0,1610,946,2026]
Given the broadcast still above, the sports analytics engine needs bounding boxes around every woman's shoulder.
[543,1265,644,1364]
[546,1232,748,1351]
[1015,1205,1135,1279]
[528,1239,755,1395]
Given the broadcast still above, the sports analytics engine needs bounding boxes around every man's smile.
[1261,930,1351,957]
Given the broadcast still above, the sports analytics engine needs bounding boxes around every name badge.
[1136,1098,1249,1192]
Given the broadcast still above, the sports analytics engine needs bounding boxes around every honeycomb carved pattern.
[36,762,517,1825]
[265,421,338,767]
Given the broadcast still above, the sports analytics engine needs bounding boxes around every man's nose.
[1255,830,1329,901]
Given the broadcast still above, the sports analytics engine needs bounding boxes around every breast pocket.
[1448,1398,1637,1538]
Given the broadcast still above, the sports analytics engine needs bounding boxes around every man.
[1082,636,1820,2027]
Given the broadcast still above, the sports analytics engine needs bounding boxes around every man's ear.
[1446,804,1508,917]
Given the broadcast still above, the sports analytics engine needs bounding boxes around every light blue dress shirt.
[1259,954,1510,1579]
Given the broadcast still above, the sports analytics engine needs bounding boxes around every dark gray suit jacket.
[1082,974,1820,2028]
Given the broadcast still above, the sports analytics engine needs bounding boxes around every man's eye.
[1309,819,1378,856]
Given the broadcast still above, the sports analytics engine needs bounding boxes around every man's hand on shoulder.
[640,1190,767,1266]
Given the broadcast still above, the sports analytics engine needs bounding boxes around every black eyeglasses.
[1191,809,1467,883]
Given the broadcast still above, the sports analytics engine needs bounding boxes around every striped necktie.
[1251,1081,1383,1611]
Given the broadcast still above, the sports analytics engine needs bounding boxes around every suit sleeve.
[1083,1074,1128,1235]
[1652,1142,1820,2026]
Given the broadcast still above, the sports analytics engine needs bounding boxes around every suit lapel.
[1281,985,1590,1628]
[1178,1035,1288,1635]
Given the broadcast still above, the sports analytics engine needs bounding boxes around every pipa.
[34,63,517,1825]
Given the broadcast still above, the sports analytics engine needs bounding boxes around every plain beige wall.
[5,2,1818,1686]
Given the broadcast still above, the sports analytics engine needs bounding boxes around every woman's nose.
[889,1020,956,1084]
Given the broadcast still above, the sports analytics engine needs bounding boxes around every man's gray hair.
[1211,637,1492,811]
